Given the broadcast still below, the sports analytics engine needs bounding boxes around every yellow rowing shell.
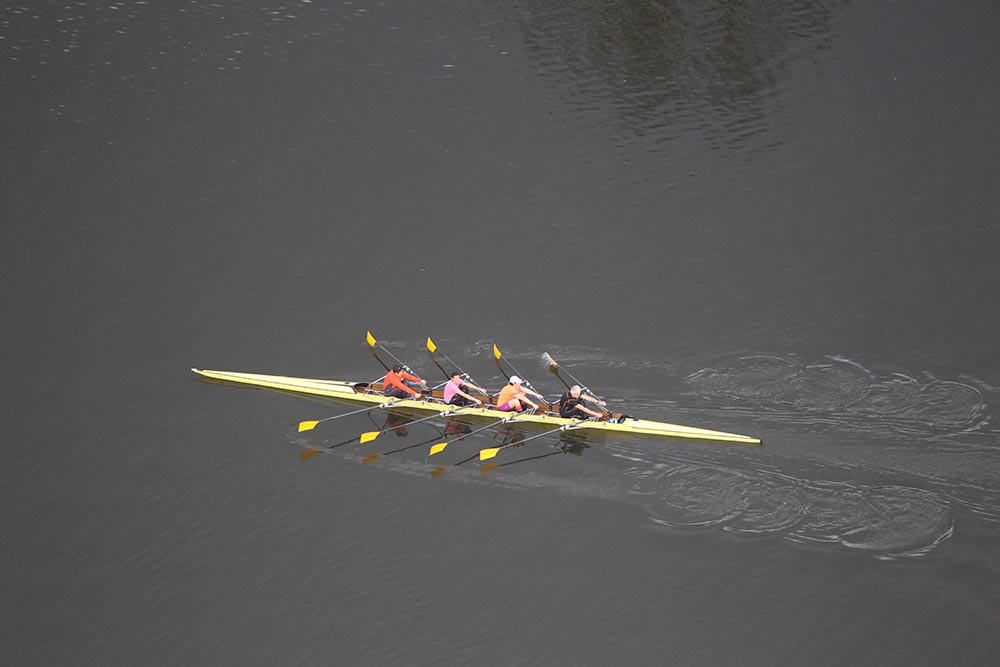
[191,368,761,445]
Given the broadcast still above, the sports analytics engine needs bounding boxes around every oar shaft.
[441,351,474,381]
[426,349,451,380]
[298,398,400,431]
[384,432,450,456]
[330,399,398,421]
[377,405,473,434]
[544,352,610,413]
[546,359,573,392]
[368,346,391,372]
[479,420,592,460]
[379,344,412,372]
[452,414,519,443]
[492,344,541,394]
[428,337,488,395]
[368,330,419,375]
[428,412,524,455]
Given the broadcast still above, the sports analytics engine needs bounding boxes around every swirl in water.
[619,457,954,559]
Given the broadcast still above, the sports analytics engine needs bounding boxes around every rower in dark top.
[383,365,427,399]
[558,385,606,419]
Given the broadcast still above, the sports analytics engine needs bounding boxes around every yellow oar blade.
[542,352,560,374]
[300,449,320,461]
[492,344,502,360]
[359,431,380,444]
[298,420,319,432]
[426,337,437,353]
[479,447,501,461]
[361,453,379,464]
[429,442,448,456]
[366,330,377,347]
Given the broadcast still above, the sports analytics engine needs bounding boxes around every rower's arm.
[459,388,483,404]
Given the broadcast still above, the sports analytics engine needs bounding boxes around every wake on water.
[289,348,997,560]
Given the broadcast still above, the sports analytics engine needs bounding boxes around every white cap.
[509,375,523,384]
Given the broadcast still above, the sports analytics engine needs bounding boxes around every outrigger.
[192,332,762,457]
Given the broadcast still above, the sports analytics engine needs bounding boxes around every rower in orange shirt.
[495,376,544,413]
[383,365,427,399]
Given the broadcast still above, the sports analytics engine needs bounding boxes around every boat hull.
[191,368,761,445]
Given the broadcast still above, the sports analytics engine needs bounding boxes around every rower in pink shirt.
[443,371,488,407]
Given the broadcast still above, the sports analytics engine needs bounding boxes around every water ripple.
[685,353,989,435]
[513,0,840,155]
[619,457,954,559]
[292,428,957,560]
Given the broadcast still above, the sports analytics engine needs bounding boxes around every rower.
[383,364,428,399]
[558,385,605,419]
[496,376,544,413]
[443,371,487,407]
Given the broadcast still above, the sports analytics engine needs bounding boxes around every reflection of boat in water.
[191,369,761,446]
[557,430,593,456]
[380,412,411,437]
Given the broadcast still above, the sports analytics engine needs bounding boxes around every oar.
[298,431,369,460]
[361,438,435,464]
[428,412,524,455]
[368,349,390,375]
[542,352,574,392]
[424,337,452,381]
[482,434,592,471]
[492,343,524,383]
[362,430,449,463]
[359,405,473,444]
[478,419,593,460]
[426,338,488,395]
[297,399,401,432]
[367,330,421,375]
[542,352,610,414]
[492,343,545,394]
[480,449,567,474]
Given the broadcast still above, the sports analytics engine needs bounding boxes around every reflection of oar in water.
[299,431,370,461]
[297,398,402,433]
[428,412,526,455]
[358,406,473,444]
[480,434,591,472]
[426,337,490,397]
[542,352,610,414]
[361,413,470,463]
[301,406,411,461]
[431,450,486,476]
[432,421,572,474]
[431,424,522,474]
[361,430,455,464]
[480,450,564,474]
[478,419,595,461]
